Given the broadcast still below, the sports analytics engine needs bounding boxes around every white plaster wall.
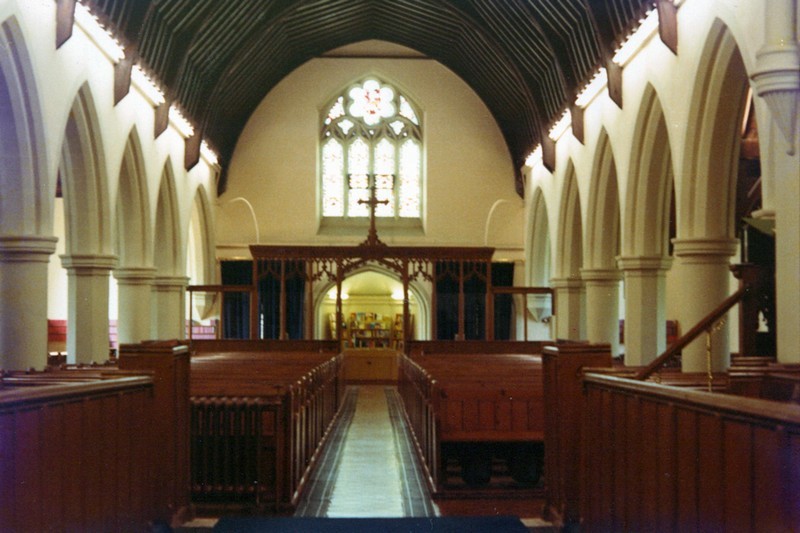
[221,56,519,248]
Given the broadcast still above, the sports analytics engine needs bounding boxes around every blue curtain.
[258,260,306,340]
[220,260,252,339]
[492,263,514,340]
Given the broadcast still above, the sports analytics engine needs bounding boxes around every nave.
[181,386,552,532]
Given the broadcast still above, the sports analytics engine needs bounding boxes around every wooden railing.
[581,373,800,531]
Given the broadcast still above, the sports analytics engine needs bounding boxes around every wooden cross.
[358,182,389,247]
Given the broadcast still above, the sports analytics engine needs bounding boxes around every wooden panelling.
[0,376,158,531]
[581,373,800,531]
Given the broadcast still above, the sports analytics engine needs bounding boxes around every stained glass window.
[321,78,422,220]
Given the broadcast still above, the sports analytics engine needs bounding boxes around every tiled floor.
[294,385,437,518]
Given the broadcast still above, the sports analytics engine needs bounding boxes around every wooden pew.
[0,371,159,531]
[188,348,343,512]
[398,346,546,494]
[581,373,800,531]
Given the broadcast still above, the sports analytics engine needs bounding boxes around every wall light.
[575,68,608,108]
[612,8,659,67]
[75,2,125,63]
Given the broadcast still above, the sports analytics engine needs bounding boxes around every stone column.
[551,277,585,341]
[671,238,738,372]
[151,276,189,340]
[581,268,622,357]
[114,267,156,344]
[617,256,672,367]
[60,254,117,364]
[0,235,58,370]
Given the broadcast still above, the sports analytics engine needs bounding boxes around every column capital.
[0,235,58,263]
[114,267,157,284]
[616,255,673,272]
[60,253,117,272]
[550,277,584,290]
[671,238,738,261]
[580,268,622,283]
[152,275,190,289]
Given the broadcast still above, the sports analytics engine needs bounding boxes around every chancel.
[1,0,799,531]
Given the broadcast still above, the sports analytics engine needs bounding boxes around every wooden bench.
[398,346,546,493]
[188,348,343,512]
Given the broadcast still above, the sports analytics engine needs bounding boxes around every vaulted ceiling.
[85,0,655,194]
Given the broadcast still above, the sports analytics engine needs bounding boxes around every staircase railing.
[634,285,748,381]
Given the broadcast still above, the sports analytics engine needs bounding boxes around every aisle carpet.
[213,516,529,532]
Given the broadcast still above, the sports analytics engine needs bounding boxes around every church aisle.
[295,385,438,518]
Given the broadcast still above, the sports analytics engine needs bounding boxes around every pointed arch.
[59,82,112,255]
[585,129,621,269]
[556,162,583,279]
[115,129,152,268]
[679,19,749,239]
[187,184,216,286]
[527,187,552,286]
[0,16,49,234]
[624,84,674,257]
[154,162,182,276]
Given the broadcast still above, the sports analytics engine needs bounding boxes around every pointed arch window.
[321,78,422,221]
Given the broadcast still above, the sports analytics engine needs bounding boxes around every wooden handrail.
[634,285,748,380]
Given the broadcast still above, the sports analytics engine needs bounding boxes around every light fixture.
[575,68,608,108]
[201,141,219,166]
[524,145,543,168]
[612,8,659,67]
[169,105,195,138]
[391,289,404,301]
[74,2,125,63]
[132,65,165,106]
[548,110,572,141]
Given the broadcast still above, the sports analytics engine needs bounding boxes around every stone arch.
[624,84,674,257]
[0,16,56,369]
[59,82,112,255]
[115,129,152,268]
[113,129,153,344]
[585,129,621,269]
[527,186,551,287]
[672,20,750,372]
[617,84,675,366]
[57,83,115,362]
[154,162,182,276]
[0,16,50,235]
[187,184,217,286]
[553,162,585,340]
[679,19,749,240]
[555,162,583,279]
[583,129,622,353]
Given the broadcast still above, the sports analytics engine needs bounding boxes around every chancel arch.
[672,20,750,372]
[582,130,621,356]
[618,85,675,366]
[57,83,115,363]
[314,265,430,343]
[0,16,57,369]
[553,162,585,341]
[113,130,154,344]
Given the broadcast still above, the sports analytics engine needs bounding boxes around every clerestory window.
[320,78,423,223]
